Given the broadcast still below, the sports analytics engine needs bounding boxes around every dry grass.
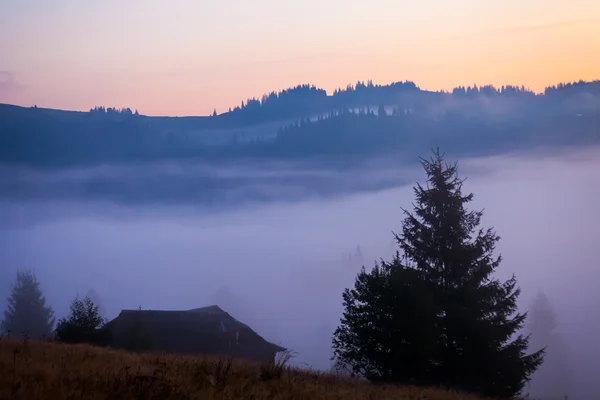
[0,338,485,400]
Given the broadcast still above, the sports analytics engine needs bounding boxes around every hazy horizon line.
[1,77,598,118]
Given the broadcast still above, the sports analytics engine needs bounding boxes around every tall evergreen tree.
[332,258,439,384]
[526,291,573,398]
[1,269,55,338]
[332,150,544,399]
[527,291,556,351]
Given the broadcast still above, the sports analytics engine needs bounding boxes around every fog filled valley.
[2,148,600,398]
[1,80,600,399]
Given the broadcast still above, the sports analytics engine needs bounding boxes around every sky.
[1,0,600,116]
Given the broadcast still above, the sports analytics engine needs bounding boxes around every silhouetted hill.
[218,79,600,123]
[0,79,599,168]
[218,81,421,124]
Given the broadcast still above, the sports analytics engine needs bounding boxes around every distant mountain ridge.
[2,78,599,122]
[0,78,599,169]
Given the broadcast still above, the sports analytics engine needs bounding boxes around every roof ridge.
[109,307,287,353]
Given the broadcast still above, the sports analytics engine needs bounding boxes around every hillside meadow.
[0,338,486,400]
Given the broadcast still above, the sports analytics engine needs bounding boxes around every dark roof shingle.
[105,305,285,361]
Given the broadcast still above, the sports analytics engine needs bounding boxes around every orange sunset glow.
[1,0,599,116]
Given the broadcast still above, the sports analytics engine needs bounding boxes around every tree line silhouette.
[0,79,599,168]
[218,79,600,123]
[221,81,418,123]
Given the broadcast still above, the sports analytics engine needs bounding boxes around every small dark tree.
[1,269,55,338]
[333,149,544,399]
[55,295,108,345]
[84,288,106,319]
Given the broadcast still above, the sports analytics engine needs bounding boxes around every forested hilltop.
[1,79,599,168]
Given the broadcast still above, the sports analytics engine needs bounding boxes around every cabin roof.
[107,305,285,354]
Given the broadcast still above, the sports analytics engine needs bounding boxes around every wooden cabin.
[104,305,285,364]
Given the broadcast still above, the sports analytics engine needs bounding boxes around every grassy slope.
[0,338,485,400]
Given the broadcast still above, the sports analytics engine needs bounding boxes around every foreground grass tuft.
[0,338,485,400]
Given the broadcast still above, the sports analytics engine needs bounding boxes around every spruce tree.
[332,258,439,384]
[84,288,106,319]
[332,150,544,399]
[1,269,55,338]
[55,295,108,345]
[527,291,573,398]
